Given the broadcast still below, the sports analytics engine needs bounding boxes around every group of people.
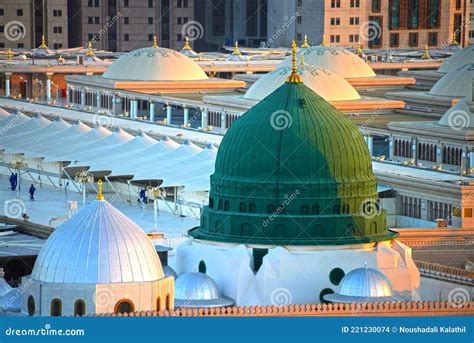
[9,172,36,201]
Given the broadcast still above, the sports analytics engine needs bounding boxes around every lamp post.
[146,186,164,231]
[74,171,94,205]
[10,159,28,197]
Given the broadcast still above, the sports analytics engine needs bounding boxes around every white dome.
[338,267,394,298]
[438,97,474,129]
[279,46,376,78]
[103,47,208,81]
[429,63,474,97]
[244,63,361,101]
[31,199,164,284]
[438,45,474,73]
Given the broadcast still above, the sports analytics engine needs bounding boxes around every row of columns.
[4,73,53,101]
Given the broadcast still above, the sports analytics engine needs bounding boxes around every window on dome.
[239,202,246,213]
[329,268,345,285]
[198,260,207,274]
[115,300,134,314]
[51,299,62,316]
[166,294,171,310]
[157,297,161,311]
[319,288,334,304]
[74,300,85,316]
[312,204,320,215]
[27,295,35,316]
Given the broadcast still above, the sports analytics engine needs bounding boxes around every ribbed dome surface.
[103,47,208,81]
[244,63,360,101]
[190,82,397,245]
[438,45,474,73]
[175,272,220,300]
[279,46,376,78]
[429,63,474,97]
[31,200,164,284]
[339,267,394,297]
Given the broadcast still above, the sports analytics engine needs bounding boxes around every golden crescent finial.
[38,35,48,49]
[321,34,327,46]
[86,41,95,57]
[183,35,192,50]
[285,41,303,84]
[232,41,241,55]
[152,35,158,48]
[301,34,310,48]
[96,179,104,200]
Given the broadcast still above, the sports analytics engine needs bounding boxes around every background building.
[0,0,68,49]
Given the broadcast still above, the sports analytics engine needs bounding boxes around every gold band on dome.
[285,41,303,84]
[96,179,105,200]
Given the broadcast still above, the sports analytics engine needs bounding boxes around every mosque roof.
[429,63,474,97]
[438,45,474,74]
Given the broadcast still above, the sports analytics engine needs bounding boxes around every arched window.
[51,298,62,316]
[165,294,171,310]
[300,205,309,215]
[27,295,35,316]
[114,299,135,314]
[157,297,161,311]
[74,300,85,316]
[312,204,320,215]
[248,204,256,213]
[224,201,229,211]
[198,260,207,274]
[239,202,246,213]
[267,204,275,214]
[342,204,350,214]
[209,197,214,209]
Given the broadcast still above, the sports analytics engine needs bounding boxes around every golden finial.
[355,39,363,57]
[38,35,48,49]
[285,41,303,84]
[7,49,13,63]
[96,179,104,200]
[183,35,192,50]
[86,41,95,57]
[301,34,310,48]
[321,34,327,47]
[299,53,305,66]
[421,45,431,59]
[152,35,158,48]
[232,41,241,56]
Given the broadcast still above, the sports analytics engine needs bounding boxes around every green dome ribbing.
[189,82,398,245]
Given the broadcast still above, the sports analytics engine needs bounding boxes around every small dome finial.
[451,33,459,46]
[285,41,303,84]
[152,34,158,48]
[38,35,48,49]
[183,35,192,50]
[300,53,305,66]
[7,49,13,62]
[321,34,327,47]
[355,39,363,57]
[421,44,431,59]
[86,41,95,57]
[301,34,310,48]
[96,179,105,200]
[232,41,241,56]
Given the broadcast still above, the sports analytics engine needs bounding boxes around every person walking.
[28,184,36,201]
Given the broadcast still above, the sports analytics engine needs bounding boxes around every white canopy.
[0,114,51,145]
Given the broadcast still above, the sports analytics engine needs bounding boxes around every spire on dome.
[421,45,431,59]
[299,53,305,66]
[355,40,363,57]
[321,34,327,47]
[232,41,241,56]
[182,35,192,50]
[450,33,459,46]
[38,35,48,49]
[86,41,95,57]
[152,35,158,48]
[96,179,105,200]
[285,41,303,84]
[7,49,13,63]
[301,34,310,48]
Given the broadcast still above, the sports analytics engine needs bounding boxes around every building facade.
[0,0,68,49]
[67,0,195,51]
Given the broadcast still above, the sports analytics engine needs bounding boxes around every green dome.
[189,82,398,245]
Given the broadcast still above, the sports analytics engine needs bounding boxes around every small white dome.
[103,47,208,81]
[279,46,376,78]
[429,63,474,97]
[439,45,474,73]
[31,199,164,284]
[339,267,394,298]
[244,63,361,101]
[438,97,474,129]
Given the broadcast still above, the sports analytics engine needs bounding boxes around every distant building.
[265,0,470,49]
[0,0,68,49]
[67,0,195,51]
